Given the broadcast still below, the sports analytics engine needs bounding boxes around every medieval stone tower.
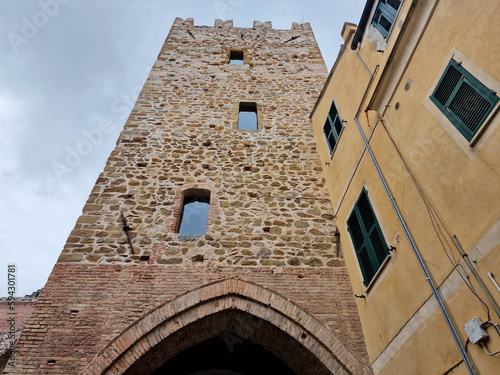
[10,18,372,374]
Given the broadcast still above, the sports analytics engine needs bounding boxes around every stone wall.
[58,17,341,269]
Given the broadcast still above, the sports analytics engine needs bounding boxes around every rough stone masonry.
[9,18,371,374]
[60,18,340,268]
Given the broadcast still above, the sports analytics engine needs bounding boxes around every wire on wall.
[380,116,492,322]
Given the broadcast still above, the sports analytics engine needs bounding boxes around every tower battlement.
[171,16,314,33]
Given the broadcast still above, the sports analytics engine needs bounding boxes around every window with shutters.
[323,100,344,154]
[347,189,390,287]
[371,0,402,38]
[430,59,500,142]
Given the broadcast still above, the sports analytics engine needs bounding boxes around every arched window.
[177,189,211,234]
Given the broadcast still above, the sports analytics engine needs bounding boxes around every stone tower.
[10,18,371,375]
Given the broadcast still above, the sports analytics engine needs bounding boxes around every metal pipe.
[356,65,379,118]
[488,273,500,294]
[355,50,372,77]
[354,67,478,375]
[350,0,376,50]
[451,234,500,319]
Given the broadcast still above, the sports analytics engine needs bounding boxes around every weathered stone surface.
[327,259,345,267]
[261,259,286,267]
[55,17,339,269]
[156,258,183,265]
[85,254,102,263]
[57,253,84,263]
[288,257,300,266]
[241,260,258,266]
[303,257,324,267]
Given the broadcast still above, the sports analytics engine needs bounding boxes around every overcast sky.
[0,0,365,297]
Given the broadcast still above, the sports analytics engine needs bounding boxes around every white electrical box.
[464,317,488,344]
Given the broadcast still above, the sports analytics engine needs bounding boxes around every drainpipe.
[354,66,479,375]
[451,234,500,320]
[355,50,372,77]
[350,0,376,50]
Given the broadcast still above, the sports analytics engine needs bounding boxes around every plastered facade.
[312,1,500,374]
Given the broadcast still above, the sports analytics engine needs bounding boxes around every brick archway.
[82,279,372,375]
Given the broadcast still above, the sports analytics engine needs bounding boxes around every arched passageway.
[152,333,296,375]
[126,309,330,375]
[83,279,372,375]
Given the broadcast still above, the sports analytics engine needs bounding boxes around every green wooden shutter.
[323,101,343,153]
[371,0,401,38]
[323,120,335,153]
[431,59,499,141]
[347,189,390,286]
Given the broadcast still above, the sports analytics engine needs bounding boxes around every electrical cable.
[480,342,500,356]
[380,116,492,322]
[481,320,500,336]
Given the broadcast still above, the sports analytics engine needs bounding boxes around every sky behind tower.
[0,0,366,296]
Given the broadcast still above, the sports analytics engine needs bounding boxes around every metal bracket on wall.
[120,211,135,254]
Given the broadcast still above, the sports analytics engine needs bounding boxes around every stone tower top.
[170,17,314,32]
[58,16,335,270]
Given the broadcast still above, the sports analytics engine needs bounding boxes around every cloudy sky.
[0,0,365,297]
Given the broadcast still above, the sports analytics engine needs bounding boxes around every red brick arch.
[82,279,372,375]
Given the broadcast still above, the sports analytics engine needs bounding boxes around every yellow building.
[312,0,500,374]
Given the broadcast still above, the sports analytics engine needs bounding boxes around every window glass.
[371,0,401,38]
[238,103,258,130]
[178,195,210,234]
[229,51,244,65]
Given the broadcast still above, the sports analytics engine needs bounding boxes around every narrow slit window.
[229,50,244,65]
[238,102,258,130]
[178,190,211,234]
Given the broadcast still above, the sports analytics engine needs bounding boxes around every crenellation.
[252,20,262,29]
[172,18,316,35]
[183,17,194,27]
